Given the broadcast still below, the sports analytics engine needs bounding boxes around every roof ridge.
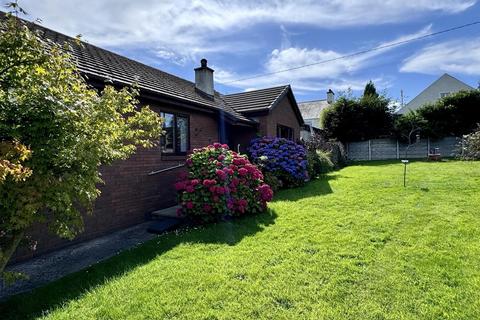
[298,99,327,103]
[224,85,289,97]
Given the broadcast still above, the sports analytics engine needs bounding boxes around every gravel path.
[0,221,158,300]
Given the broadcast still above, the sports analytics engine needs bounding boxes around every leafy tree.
[392,111,426,142]
[0,13,163,277]
[363,80,378,98]
[416,89,480,138]
[322,83,393,142]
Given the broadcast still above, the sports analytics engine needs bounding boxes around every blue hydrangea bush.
[249,137,308,187]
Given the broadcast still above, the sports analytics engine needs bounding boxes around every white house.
[397,73,474,114]
[298,89,335,140]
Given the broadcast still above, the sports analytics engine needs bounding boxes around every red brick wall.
[257,97,302,140]
[12,101,219,263]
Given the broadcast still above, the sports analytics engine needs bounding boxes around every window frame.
[160,111,190,156]
[277,124,294,140]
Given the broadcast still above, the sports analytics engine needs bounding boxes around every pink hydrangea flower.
[238,168,248,176]
[216,169,227,180]
[186,201,194,209]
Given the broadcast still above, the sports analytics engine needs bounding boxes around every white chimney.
[195,58,214,96]
[327,89,335,104]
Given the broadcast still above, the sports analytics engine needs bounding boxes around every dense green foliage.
[175,143,273,221]
[303,134,346,170]
[415,89,480,138]
[2,161,480,319]
[324,82,480,142]
[0,14,163,275]
[363,80,378,97]
[306,149,334,178]
[459,125,480,160]
[322,82,394,142]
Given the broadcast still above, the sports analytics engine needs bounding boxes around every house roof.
[397,73,474,114]
[224,85,290,112]
[298,99,331,120]
[224,85,304,125]
[0,12,253,124]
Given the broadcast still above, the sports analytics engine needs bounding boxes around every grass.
[2,160,480,319]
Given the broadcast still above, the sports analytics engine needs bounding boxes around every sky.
[8,0,480,104]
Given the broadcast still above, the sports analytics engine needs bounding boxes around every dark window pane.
[161,112,174,153]
[277,125,293,140]
[176,116,188,153]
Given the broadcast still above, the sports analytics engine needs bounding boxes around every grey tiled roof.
[298,99,331,120]
[1,12,252,124]
[223,85,290,113]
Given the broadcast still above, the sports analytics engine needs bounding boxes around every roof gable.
[224,85,304,125]
[298,99,330,120]
[397,73,474,114]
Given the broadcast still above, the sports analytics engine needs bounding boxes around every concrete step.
[151,205,181,218]
[146,217,183,235]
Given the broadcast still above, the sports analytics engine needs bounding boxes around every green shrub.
[249,137,308,187]
[304,134,346,170]
[175,143,273,221]
[459,126,480,160]
[307,150,334,179]
[263,172,283,192]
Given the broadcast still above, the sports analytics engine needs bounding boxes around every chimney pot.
[201,58,207,67]
[327,89,335,104]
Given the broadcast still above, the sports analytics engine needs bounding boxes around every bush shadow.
[273,173,337,202]
[0,209,277,320]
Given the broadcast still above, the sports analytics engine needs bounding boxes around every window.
[440,92,451,98]
[160,112,189,154]
[277,124,294,140]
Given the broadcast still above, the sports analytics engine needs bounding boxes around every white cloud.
[400,38,480,75]
[216,26,431,93]
[17,0,475,62]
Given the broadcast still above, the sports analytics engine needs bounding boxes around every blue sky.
[12,0,480,104]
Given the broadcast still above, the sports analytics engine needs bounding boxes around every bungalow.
[9,16,304,261]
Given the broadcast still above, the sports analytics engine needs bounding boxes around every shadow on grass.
[349,159,456,167]
[273,173,336,202]
[0,209,277,320]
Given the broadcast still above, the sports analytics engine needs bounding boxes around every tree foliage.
[363,80,378,98]
[415,89,480,138]
[0,14,163,276]
[321,82,394,142]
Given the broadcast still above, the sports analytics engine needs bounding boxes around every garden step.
[151,205,181,218]
[146,217,183,235]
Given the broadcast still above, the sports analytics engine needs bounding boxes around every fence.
[346,137,460,161]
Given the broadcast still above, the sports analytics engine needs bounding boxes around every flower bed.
[249,137,308,187]
[175,143,273,221]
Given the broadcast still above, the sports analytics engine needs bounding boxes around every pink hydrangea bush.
[175,143,273,221]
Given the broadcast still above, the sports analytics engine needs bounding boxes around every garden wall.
[346,137,460,161]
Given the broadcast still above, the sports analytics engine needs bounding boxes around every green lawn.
[2,160,480,319]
